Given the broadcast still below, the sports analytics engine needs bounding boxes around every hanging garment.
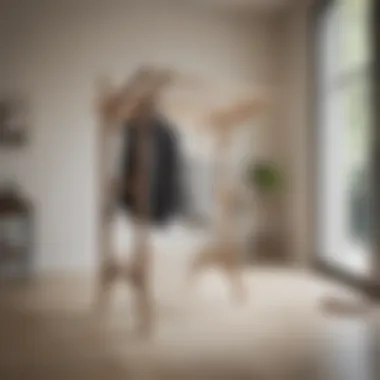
[119,113,183,225]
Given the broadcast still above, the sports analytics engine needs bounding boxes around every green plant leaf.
[247,161,284,195]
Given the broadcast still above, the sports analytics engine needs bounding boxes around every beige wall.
[0,1,288,274]
[281,3,313,268]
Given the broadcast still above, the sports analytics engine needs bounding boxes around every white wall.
[0,1,283,274]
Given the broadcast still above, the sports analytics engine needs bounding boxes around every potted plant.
[246,160,286,262]
[248,161,284,198]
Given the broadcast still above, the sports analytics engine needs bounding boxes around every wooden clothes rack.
[188,98,266,302]
[95,68,173,336]
[95,67,267,336]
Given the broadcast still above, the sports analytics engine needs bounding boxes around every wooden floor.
[0,269,378,380]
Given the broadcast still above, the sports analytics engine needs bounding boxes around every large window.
[317,0,372,276]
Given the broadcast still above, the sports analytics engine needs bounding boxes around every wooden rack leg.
[188,241,247,303]
[96,259,118,313]
[94,205,153,336]
[219,241,247,304]
[227,262,247,304]
[134,285,153,336]
[94,201,117,315]
[126,237,153,336]
[94,206,153,336]
[188,158,248,303]
[187,131,248,303]
[94,256,153,336]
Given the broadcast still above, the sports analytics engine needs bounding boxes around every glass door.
[316,0,373,277]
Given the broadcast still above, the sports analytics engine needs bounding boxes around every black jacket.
[119,114,181,225]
